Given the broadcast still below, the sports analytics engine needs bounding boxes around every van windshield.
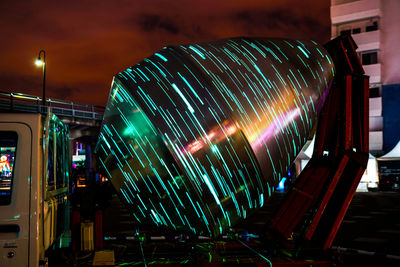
[0,131,17,205]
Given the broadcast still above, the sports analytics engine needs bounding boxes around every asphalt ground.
[65,191,400,266]
[331,192,400,266]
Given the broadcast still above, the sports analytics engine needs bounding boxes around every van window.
[46,115,69,190]
[55,124,68,188]
[47,128,55,188]
[0,131,18,205]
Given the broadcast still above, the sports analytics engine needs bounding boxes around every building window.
[340,29,351,35]
[362,52,378,65]
[366,21,378,32]
[352,28,361,34]
[369,87,380,98]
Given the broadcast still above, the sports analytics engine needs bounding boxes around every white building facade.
[331,0,400,155]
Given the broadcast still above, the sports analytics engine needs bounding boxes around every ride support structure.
[269,35,370,250]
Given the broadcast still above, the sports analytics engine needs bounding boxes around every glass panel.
[56,124,64,188]
[46,115,69,190]
[0,131,18,205]
[47,126,55,188]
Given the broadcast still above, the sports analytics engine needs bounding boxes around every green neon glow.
[155,53,168,62]
[203,174,220,205]
[189,45,206,59]
[172,83,195,113]
[297,45,309,58]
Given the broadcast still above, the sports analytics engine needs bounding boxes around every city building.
[331,0,400,155]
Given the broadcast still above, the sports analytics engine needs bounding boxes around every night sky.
[0,0,330,106]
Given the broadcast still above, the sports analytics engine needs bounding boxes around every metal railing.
[0,91,105,121]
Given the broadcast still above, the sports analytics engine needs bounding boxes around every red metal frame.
[269,35,369,250]
[305,155,349,240]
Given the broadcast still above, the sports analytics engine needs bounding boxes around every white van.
[0,112,70,267]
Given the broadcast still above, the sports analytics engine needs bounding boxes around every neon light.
[172,83,195,113]
[203,174,220,205]
[297,45,309,58]
[155,53,168,62]
[189,45,206,59]
[277,177,286,191]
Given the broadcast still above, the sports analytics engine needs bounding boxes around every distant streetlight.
[35,50,46,107]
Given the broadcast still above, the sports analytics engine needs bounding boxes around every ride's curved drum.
[95,38,335,237]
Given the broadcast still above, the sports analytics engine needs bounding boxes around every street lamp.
[35,50,46,107]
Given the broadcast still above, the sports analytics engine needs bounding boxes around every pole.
[39,50,46,107]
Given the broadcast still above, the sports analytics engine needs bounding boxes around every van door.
[0,123,32,267]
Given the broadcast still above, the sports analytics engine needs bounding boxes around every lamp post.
[35,50,46,107]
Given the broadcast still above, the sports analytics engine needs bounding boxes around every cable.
[139,238,147,267]
[237,239,273,267]
[332,246,400,261]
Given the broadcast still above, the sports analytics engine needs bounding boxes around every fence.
[0,91,104,121]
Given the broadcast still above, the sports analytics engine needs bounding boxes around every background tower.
[331,0,400,154]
